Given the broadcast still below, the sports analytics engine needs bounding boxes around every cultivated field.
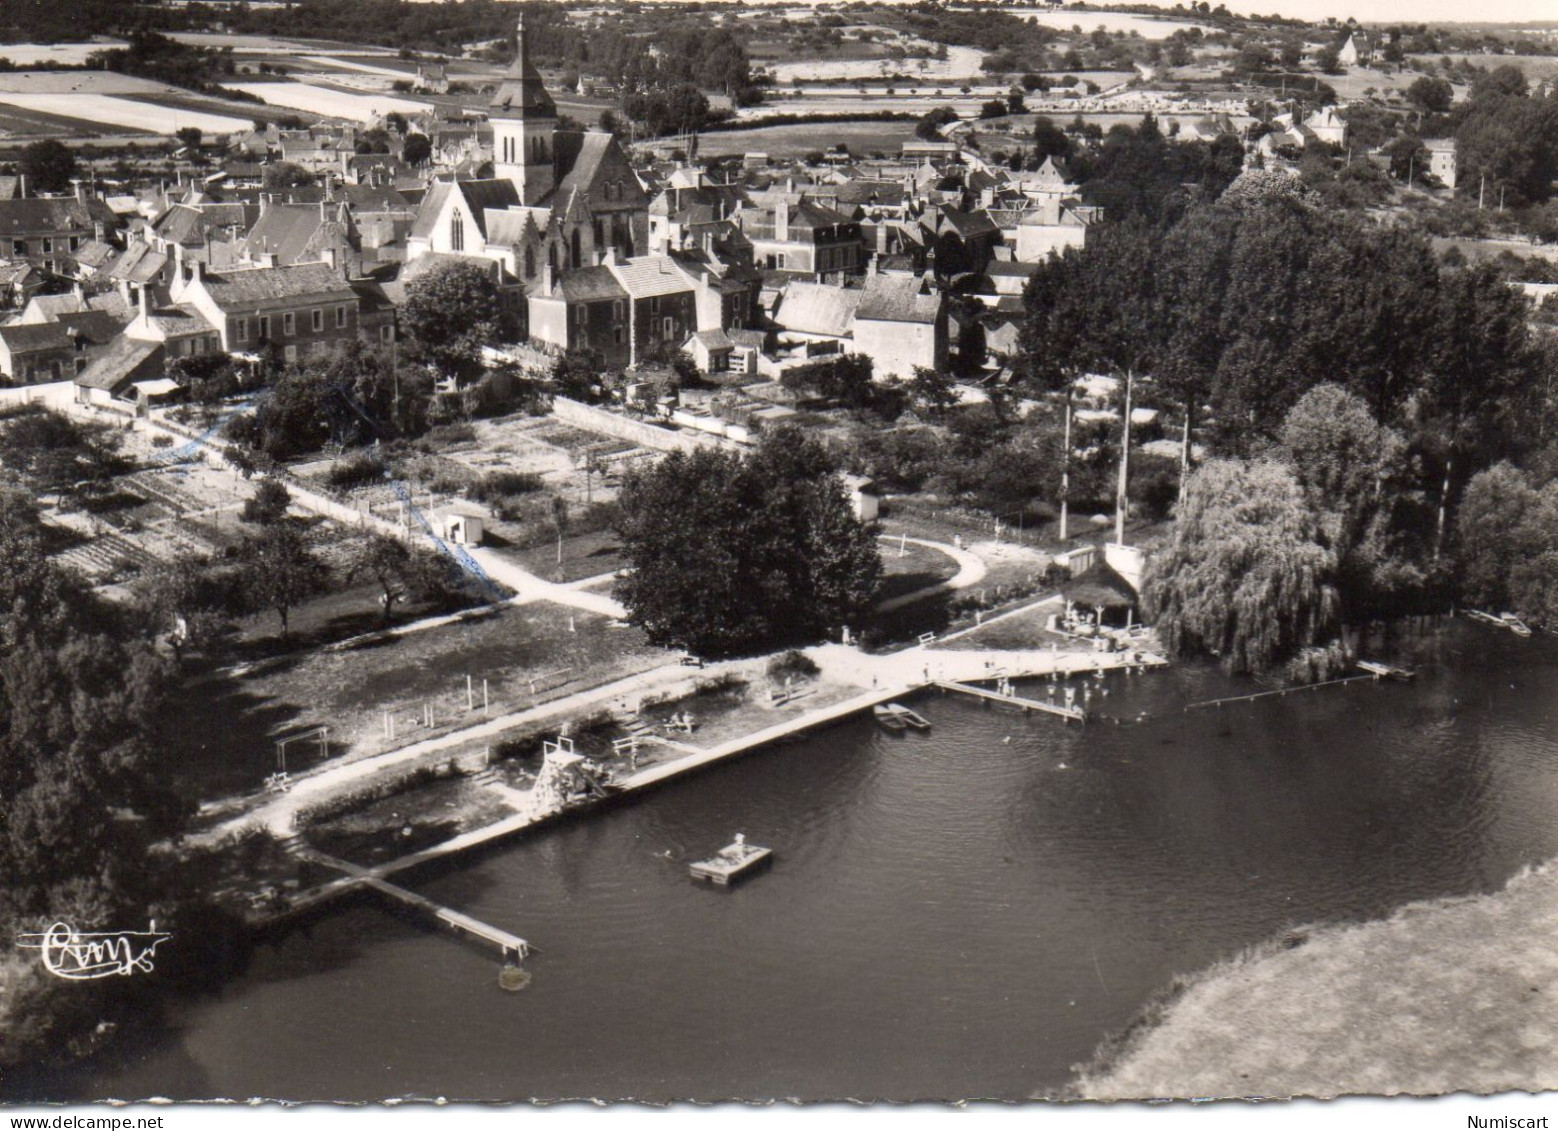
[695,119,920,158]
[0,71,179,94]
[224,79,430,122]
[0,91,253,135]
[0,41,126,66]
[768,43,988,84]
[1013,11,1212,39]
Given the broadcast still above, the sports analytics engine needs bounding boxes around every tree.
[175,126,204,152]
[1032,115,1072,163]
[402,133,432,166]
[261,161,315,190]
[1315,45,1342,74]
[400,260,503,386]
[384,111,409,135]
[916,105,959,141]
[1144,459,1340,674]
[1406,75,1454,114]
[551,348,605,401]
[616,427,880,656]
[1455,462,1540,611]
[348,531,412,621]
[135,551,244,657]
[241,478,292,524]
[236,523,328,639]
[19,139,76,194]
[908,366,958,419]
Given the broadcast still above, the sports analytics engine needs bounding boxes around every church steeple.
[491,14,558,204]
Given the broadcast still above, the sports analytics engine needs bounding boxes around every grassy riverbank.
[1077,862,1558,1099]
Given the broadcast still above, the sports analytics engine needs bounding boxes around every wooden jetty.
[1357,659,1415,681]
[935,680,1086,722]
[689,835,772,885]
[364,876,532,960]
[1185,673,1376,712]
[874,702,931,731]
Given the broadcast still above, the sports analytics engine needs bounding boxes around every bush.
[325,451,387,490]
[471,470,543,501]
[151,434,174,449]
[767,649,820,681]
[428,422,477,445]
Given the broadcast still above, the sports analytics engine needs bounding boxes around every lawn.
[164,600,667,800]
[506,528,624,585]
[933,601,1068,653]
[306,775,516,867]
[1080,861,1558,1098]
[877,536,960,601]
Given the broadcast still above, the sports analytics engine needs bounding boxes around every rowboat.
[1466,610,1533,637]
[874,702,931,731]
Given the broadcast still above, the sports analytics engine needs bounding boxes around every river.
[42,622,1558,1102]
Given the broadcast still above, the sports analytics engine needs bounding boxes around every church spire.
[491,11,556,119]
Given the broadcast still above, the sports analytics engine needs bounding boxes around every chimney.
[603,245,619,267]
[17,174,26,199]
[876,222,889,255]
[192,260,205,282]
[72,179,88,205]
[138,283,151,322]
[320,199,329,221]
[774,199,789,242]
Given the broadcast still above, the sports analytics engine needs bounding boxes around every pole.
[483,678,489,714]
[467,674,474,710]
[1115,367,1132,546]
[1480,172,1486,210]
[1059,389,1071,542]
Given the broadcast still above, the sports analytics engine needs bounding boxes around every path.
[876,535,989,612]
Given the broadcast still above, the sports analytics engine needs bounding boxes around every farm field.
[0,103,119,138]
[1012,11,1212,39]
[224,79,431,122]
[0,92,253,135]
[767,43,988,84]
[739,93,985,119]
[0,71,176,94]
[121,91,309,127]
[0,41,126,66]
[693,118,920,158]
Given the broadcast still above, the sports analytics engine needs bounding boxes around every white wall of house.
[853,317,938,382]
[1015,222,1086,263]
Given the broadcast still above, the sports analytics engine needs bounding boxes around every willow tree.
[1143,459,1340,675]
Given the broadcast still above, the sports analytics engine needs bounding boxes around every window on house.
[69,237,79,252]
[547,245,557,272]
[570,229,581,269]
[11,241,24,256]
[41,239,51,254]
[336,305,348,328]
[663,317,674,339]
[613,326,623,345]
[381,325,394,343]
[450,208,464,252]
[650,296,660,315]
[613,300,624,321]
[284,344,298,363]
[283,312,296,335]
[524,247,535,279]
[312,308,324,332]
[236,318,249,343]
[577,305,589,327]
[258,315,270,341]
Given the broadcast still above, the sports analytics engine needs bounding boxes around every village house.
[1014,198,1099,262]
[736,196,862,280]
[0,309,120,384]
[172,261,363,361]
[0,191,101,277]
[851,273,947,381]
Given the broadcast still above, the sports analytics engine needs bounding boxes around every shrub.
[471,470,543,500]
[325,451,387,490]
[767,649,820,681]
[428,422,477,445]
[151,434,174,449]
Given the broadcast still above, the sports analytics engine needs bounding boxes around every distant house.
[1014,199,1099,263]
[1425,138,1458,189]
[737,197,863,280]
[415,62,450,94]
[0,194,99,277]
[1338,32,1371,67]
[1303,106,1348,147]
[0,261,43,311]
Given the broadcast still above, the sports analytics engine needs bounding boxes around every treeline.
[1020,169,1553,671]
[86,32,242,98]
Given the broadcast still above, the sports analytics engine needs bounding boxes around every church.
[405,17,650,289]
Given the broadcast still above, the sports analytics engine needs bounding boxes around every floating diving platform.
[689,835,773,886]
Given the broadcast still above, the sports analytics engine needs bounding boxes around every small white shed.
[435,508,485,546]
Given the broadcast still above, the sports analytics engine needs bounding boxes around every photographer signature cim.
[15,922,172,980]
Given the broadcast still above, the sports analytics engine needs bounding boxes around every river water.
[51,623,1558,1102]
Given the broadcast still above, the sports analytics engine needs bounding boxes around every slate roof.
[409,180,521,243]
[201,263,356,310]
[0,198,92,238]
[243,203,348,265]
[773,282,861,338]
[551,266,627,303]
[855,275,941,324]
[550,132,645,206]
[607,256,694,300]
[74,239,117,270]
[75,337,163,393]
[1,310,117,353]
[109,243,168,285]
